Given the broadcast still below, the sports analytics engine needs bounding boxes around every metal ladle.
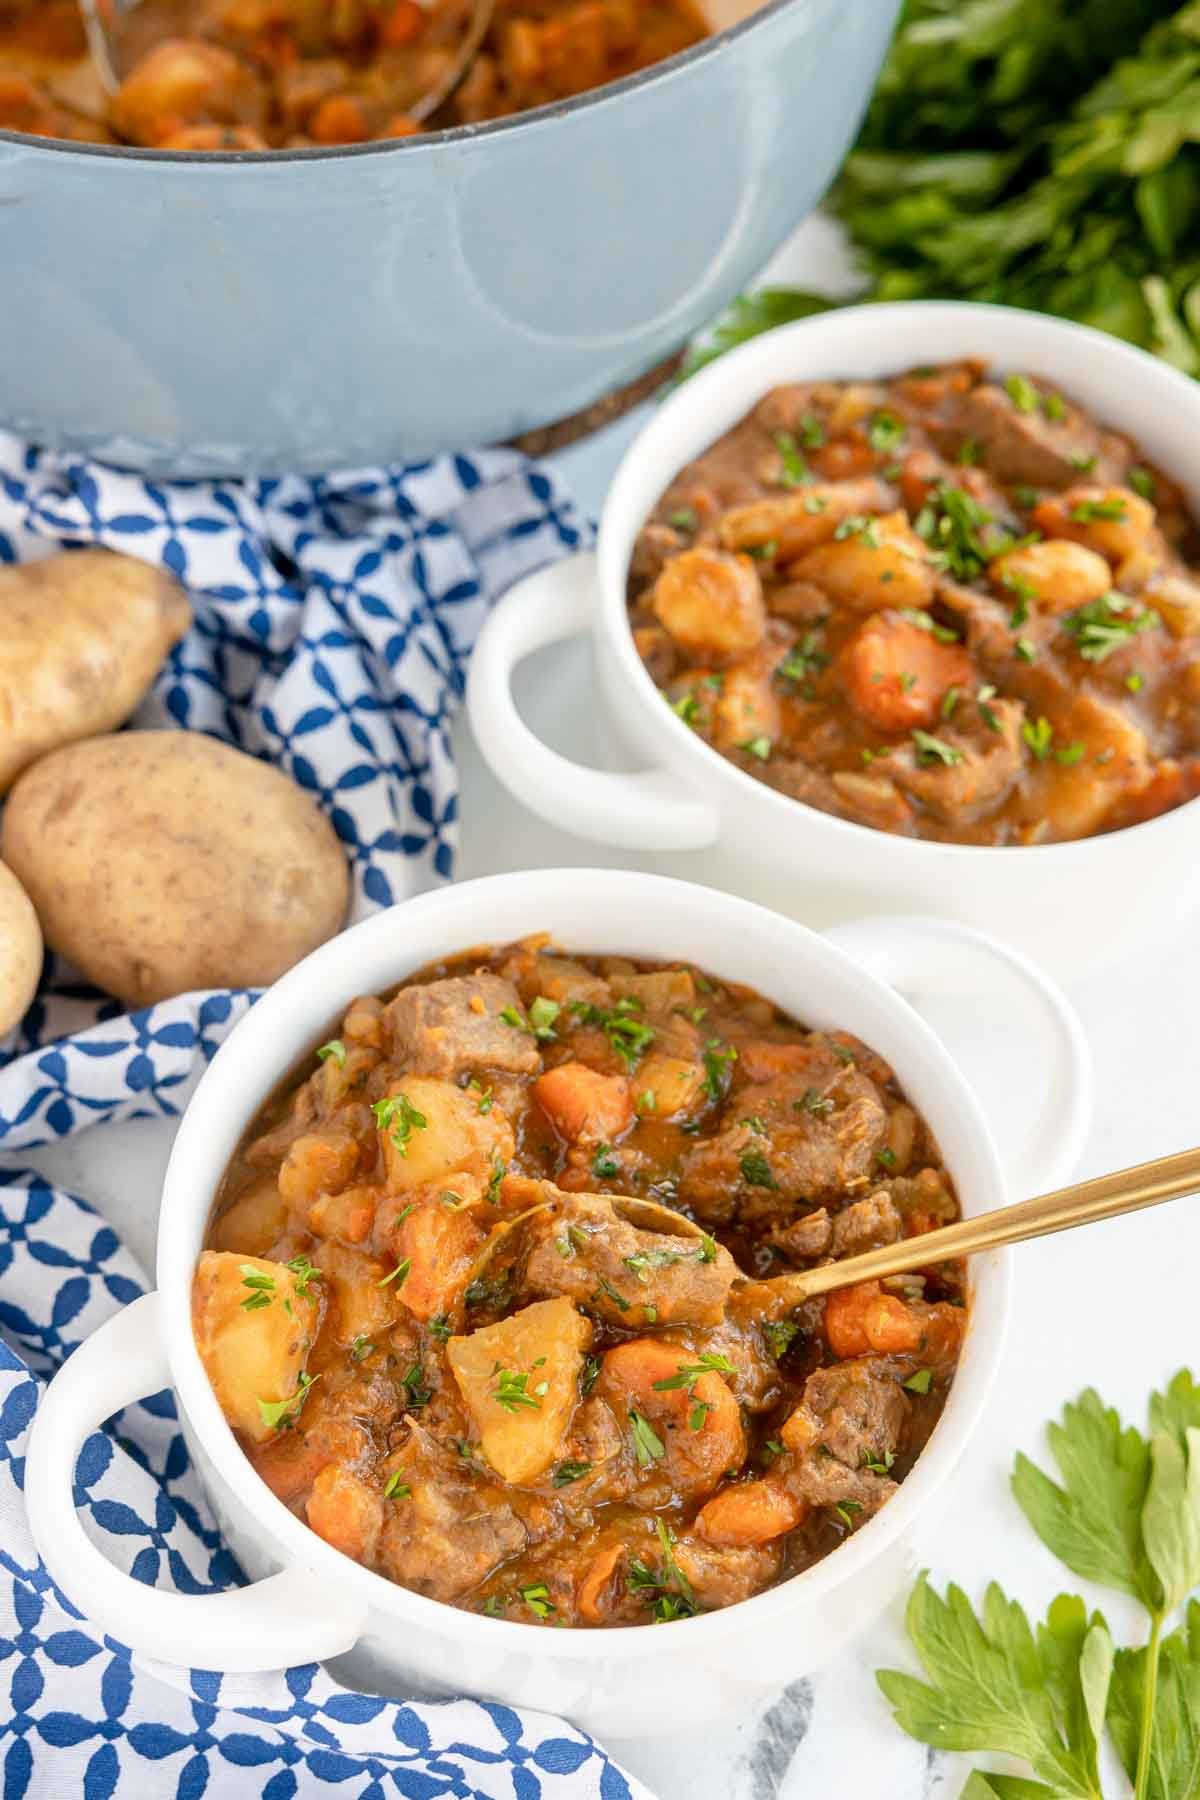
[77,0,495,124]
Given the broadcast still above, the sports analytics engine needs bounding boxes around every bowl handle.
[823,915,1093,1199]
[467,550,719,850]
[25,1291,368,1671]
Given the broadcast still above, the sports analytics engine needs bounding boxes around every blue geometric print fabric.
[0,441,649,1797]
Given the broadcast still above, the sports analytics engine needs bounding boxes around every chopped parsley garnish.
[899,606,961,645]
[739,735,772,761]
[349,1334,373,1361]
[912,729,965,768]
[428,1314,452,1342]
[764,1318,800,1359]
[976,683,1002,733]
[623,1248,682,1284]
[1055,741,1086,767]
[956,436,980,465]
[798,412,824,448]
[469,1077,494,1113]
[876,1148,899,1171]
[377,1257,412,1289]
[696,1233,718,1264]
[912,484,1008,582]
[372,1093,428,1157]
[591,1276,632,1313]
[240,1265,276,1312]
[570,997,656,1069]
[501,998,559,1041]
[492,1367,544,1413]
[1064,592,1159,662]
[285,1255,321,1298]
[580,1354,601,1397]
[773,431,811,487]
[1013,486,1040,511]
[482,1594,507,1618]
[1128,466,1155,500]
[868,411,906,455]
[592,1143,620,1180]
[1004,372,1039,413]
[797,1087,835,1117]
[834,514,882,548]
[1070,451,1097,472]
[903,1367,933,1395]
[742,1114,768,1135]
[668,506,698,532]
[257,1371,319,1433]
[864,1449,896,1474]
[701,1038,737,1099]
[464,1272,512,1310]
[1127,670,1145,693]
[834,1499,864,1528]
[626,1520,698,1622]
[1070,497,1126,522]
[671,692,700,727]
[778,630,830,686]
[739,1149,777,1188]
[1014,635,1038,663]
[652,1353,736,1394]
[629,1409,667,1466]
[520,1582,556,1620]
[383,1470,411,1500]
[552,1461,593,1488]
[401,1363,432,1408]
[1043,392,1066,422]
[485,1154,506,1205]
[316,1039,346,1066]
[940,685,961,720]
[748,539,778,561]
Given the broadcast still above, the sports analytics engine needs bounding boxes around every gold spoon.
[475,1147,1200,1314]
[76,0,495,123]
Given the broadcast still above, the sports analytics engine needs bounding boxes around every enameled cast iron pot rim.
[156,867,1010,1659]
[597,298,1200,865]
[0,0,800,164]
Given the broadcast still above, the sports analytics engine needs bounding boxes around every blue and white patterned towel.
[0,439,651,1800]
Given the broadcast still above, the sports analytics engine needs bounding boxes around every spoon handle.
[758,1143,1200,1306]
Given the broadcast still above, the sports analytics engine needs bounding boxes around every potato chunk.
[447,1298,591,1485]
[989,539,1111,614]
[650,547,766,662]
[378,1075,514,1191]
[192,1250,321,1446]
[718,478,889,562]
[788,512,934,612]
[1031,485,1155,565]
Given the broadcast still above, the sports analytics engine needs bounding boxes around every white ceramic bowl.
[25,871,1091,1739]
[467,302,1200,978]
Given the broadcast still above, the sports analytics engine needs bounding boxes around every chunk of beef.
[672,1534,782,1609]
[830,1189,901,1257]
[680,1069,888,1220]
[518,1182,738,1327]
[939,381,1127,492]
[779,1357,909,1520]
[384,972,541,1078]
[889,694,1025,827]
[375,1423,539,1602]
[768,1208,833,1262]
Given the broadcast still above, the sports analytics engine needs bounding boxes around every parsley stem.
[1133,1611,1162,1800]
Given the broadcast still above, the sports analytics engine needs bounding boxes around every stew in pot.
[629,361,1200,845]
[195,937,965,1626]
[0,0,705,147]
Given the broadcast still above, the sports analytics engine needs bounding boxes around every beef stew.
[0,0,705,147]
[628,361,1200,845]
[195,936,966,1627]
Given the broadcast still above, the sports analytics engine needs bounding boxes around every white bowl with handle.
[467,302,1200,977]
[24,869,1090,1739]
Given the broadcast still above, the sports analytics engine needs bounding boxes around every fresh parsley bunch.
[691,0,1200,377]
[877,1371,1200,1798]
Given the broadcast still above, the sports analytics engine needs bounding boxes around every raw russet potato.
[0,548,192,793]
[0,858,42,1036]
[1,731,350,1008]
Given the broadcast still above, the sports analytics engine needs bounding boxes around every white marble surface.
[7,215,1199,1798]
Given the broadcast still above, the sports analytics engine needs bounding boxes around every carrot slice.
[840,611,973,732]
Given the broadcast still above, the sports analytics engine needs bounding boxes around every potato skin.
[1,732,350,1007]
[0,859,42,1036]
[0,548,192,793]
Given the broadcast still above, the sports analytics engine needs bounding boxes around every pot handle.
[467,550,720,850]
[823,915,1093,1199]
[25,1291,368,1671]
